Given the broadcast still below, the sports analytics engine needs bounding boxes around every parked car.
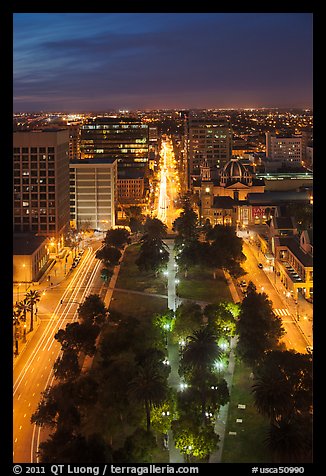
[240,280,247,287]
[257,263,263,269]
[306,346,313,354]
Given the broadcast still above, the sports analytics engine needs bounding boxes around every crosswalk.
[273,308,291,317]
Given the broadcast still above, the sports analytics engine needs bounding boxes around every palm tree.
[13,307,22,354]
[252,350,312,425]
[180,326,222,419]
[15,298,31,327]
[252,368,292,424]
[181,326,221,374]
[25,289,41,332]
[265,415,312,463]
[128,361,168,431]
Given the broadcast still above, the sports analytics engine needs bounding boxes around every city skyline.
[13,12,313,112]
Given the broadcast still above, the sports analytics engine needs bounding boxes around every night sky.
[13,12,313,112]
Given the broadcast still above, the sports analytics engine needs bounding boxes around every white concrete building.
[70,158,117,232]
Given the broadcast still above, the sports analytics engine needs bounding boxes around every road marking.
[273,308,291,316]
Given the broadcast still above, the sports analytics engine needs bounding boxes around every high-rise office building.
[265,132,303,167]
[186,114,232,182]
[79,116,149,172]
[68,123,81,161]
[13,129,70,240]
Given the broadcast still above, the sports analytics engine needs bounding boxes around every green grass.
[221,359,272,463]
[116,244,167,295]
[109,290,167,320]
[177,266,232,303]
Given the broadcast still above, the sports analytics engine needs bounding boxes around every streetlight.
[17,282,21,302]
[214,360,224,374]
[295,299,300,321]
[22,263,27,290]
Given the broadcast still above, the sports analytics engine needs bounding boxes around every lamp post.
[163,323,170,346]
[17,282,21,302]
[22,263,27,290]
[295,299,300,321]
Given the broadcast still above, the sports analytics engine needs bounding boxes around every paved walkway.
[209,336,237,463]
[165,240,185,463]
[208,273,240,463]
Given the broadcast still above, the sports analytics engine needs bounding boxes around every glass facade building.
[80,116,149,173]
[186,115,233,179]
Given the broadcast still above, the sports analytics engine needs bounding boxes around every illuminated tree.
[204,301,239,339]
[172,302,202,344]
[150,398,176,435]
[172,415,219,462]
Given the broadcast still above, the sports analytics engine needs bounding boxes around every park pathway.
[165,239,185,463]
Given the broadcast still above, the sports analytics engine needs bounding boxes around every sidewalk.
[208,275,240,463]
[209,336,237,463]
[246,239,313,347]
[13,247,76,366]
[165,240,184,463]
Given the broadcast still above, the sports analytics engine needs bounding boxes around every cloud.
[13,13,313,111]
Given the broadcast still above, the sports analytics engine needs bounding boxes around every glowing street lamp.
[17,282,21,302]
[214,360,224,373]
[22,263,27,290]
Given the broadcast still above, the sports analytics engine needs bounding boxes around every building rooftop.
[70,158,117,166]
[273,216,296,229]
[13,234,47,255]
[279,236,313,268]
[212,196,235,209]
[247,190,310,205]
[118,168,145,179]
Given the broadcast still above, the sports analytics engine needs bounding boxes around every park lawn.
[177,265,232,303]
[116,244,167,295]
[109,289,168,320]
[221,360,272,463]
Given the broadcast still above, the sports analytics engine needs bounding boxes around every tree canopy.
[236,285,285,366]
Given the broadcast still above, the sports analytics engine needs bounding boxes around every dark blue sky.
[13,13,313,112]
